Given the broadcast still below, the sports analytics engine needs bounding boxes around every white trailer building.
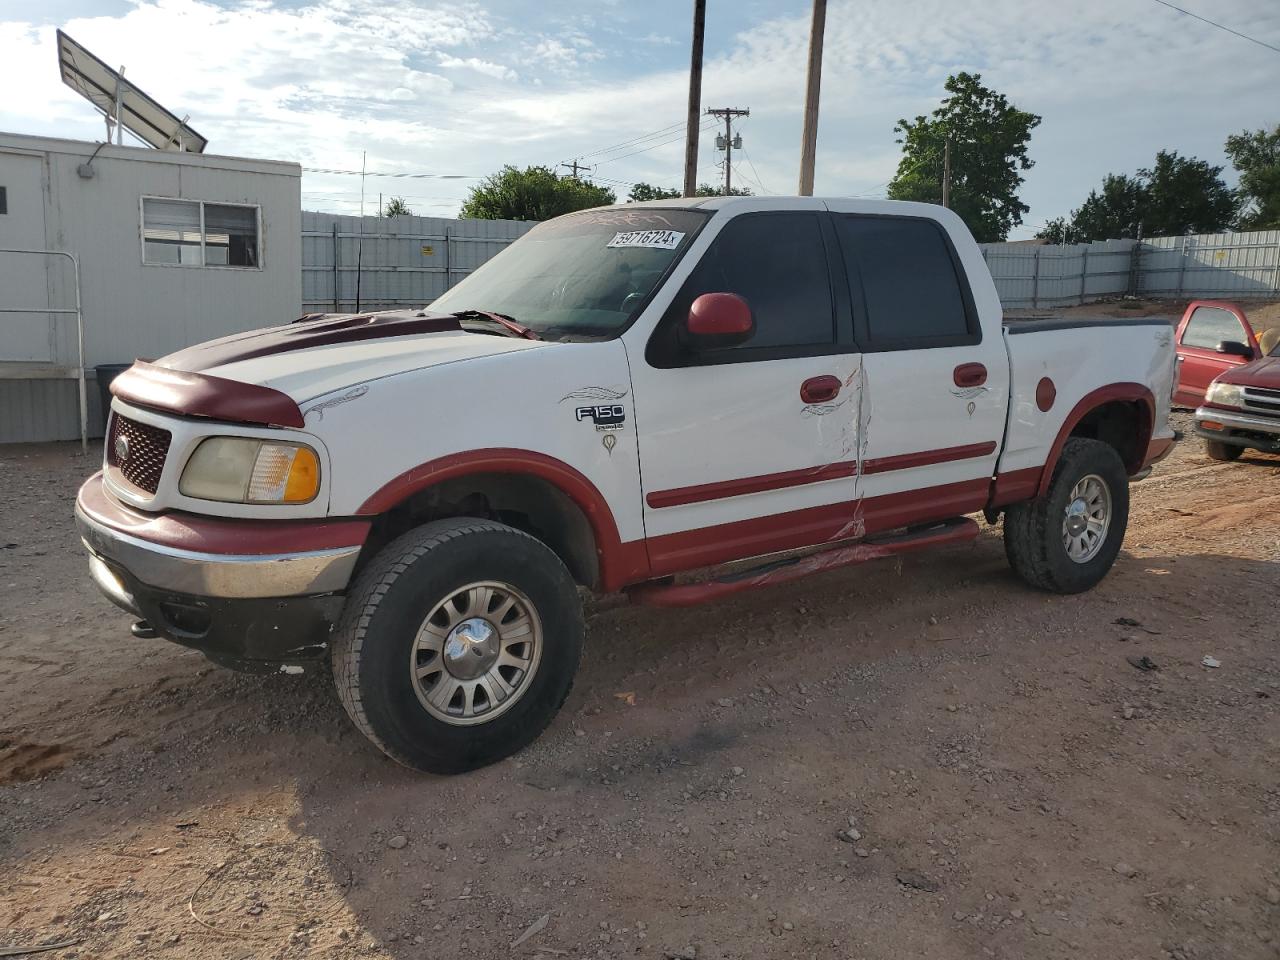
[0,132,301,443]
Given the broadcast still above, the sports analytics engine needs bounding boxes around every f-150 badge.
[576,404,626,431]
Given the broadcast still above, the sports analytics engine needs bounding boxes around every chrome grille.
[1243,386,1280,417]
[106,415,171,494]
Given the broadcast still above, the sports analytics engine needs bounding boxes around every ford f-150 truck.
[76,198,1176,773]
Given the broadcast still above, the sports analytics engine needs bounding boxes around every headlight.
[179,437,320,504]
[1205,381,1245,409]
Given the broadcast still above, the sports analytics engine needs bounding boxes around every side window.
[1181,306,1246,349]
[650,211,835,364]
[142,197,261,268]
[835,215,976,350]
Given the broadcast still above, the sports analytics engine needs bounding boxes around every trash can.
[95,363,132,432]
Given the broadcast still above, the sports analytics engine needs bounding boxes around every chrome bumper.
[75,505,362,599]
[1194,406,1280,438]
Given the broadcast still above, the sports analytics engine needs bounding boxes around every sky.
[1,0,1277,238]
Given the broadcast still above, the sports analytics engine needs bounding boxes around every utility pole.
[683,0,707,198]
[797,0,826,196]
[707,107,749,195]
[942,136,951,209]
[560,160,589,180]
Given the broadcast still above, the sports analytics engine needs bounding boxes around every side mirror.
[1216,340,1253,358]
[685,292,754,349]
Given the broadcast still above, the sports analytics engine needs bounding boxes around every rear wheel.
[1205,439,1243,462]
[1004,438,1129,594]
[332,519,584,774]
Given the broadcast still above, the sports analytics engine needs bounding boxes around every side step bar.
[626,517,979,608]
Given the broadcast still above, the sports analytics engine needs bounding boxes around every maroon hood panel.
[111,361,306,428]
[1215,355,1280,390]
[158,310,462,373]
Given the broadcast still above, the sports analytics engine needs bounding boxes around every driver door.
[628,208,861,575]
[1174,303,1256,406]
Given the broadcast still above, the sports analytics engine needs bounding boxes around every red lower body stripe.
[645,441,998,509]
[645,477,991,576]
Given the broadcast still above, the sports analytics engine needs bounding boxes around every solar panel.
[56,29,207,153]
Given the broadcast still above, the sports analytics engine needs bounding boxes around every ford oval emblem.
[114,434,131,461]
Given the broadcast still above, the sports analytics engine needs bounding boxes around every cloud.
[439,54,516,81]
[1,0,1277,230]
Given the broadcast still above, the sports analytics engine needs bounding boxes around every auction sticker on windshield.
[607,230,685,250]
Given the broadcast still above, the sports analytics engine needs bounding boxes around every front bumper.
[1194,406,1280,452]
[76,473,369,664]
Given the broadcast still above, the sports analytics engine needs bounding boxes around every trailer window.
[142,198,260,269]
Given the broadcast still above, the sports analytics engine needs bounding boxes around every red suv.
[1176,300,1280,461]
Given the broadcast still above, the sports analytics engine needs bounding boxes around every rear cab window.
[832,215,979,351]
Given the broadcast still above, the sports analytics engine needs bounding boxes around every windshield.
[430,207,709,340]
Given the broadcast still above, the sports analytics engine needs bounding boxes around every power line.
[594,120,718,166]
[852,149,941,198]
[302,166,483,179]
[1149,0,1280,55]
[739,145,772,194]
[573,121,688,161]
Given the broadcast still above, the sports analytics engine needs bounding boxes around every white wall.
[0,132,301,442]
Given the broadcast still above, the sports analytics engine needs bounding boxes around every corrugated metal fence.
[301,212,536,312]
[303,215,1280,314]
[980,229,1280,309]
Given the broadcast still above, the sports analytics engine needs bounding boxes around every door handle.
[953,363,988,388]
[800,375,841,404]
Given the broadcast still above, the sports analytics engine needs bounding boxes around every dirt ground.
[2,318,1279,959]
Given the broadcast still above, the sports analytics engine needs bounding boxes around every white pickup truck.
[77,197,1176,773]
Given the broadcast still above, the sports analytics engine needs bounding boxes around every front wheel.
[332,519,584,774]
[1205,439,1242,462]
[1003,438,1130,594]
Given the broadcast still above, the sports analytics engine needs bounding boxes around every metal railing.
[0,248,86,451]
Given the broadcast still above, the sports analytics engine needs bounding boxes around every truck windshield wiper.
[451,309,540,341]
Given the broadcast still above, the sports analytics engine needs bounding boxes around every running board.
[626,517,979,608]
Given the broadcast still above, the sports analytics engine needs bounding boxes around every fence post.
[443,225,451,295]
[1176,233,1191,297]
[1031,247,1040,309]
[1079,245,1088,305]
[1127,225,1143,297]
[1272,233,1280,294]
[331,221,339,312]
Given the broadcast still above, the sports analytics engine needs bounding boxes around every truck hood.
[110,311,548,428]
[1215,355,1280,390]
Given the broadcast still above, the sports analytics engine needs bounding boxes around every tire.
[1205,439,1243,462]
[1003,438,1130,594]
[332,518,584,774]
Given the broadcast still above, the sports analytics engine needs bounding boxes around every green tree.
[382,196,412,217]
[626,182,752,202]
[1069,173,1148,240]
[1034,217,1083,245]
[1225,124,1280,229]
[460,166,615,220]
[1049,151,1237,242]
[1139,150,1237,236]
[628,183,681,201]
[887,72,1040,242]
